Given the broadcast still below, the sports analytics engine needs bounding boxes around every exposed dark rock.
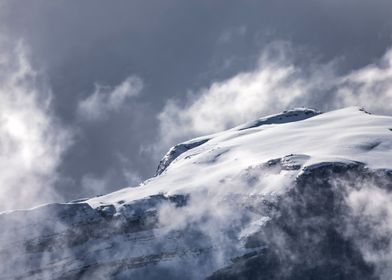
[207,163,392,280]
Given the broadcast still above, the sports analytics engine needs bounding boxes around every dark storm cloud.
[1,0,392,204]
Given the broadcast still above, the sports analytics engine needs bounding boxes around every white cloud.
[338,49,392,115]
[157,42,336,150]
[156,42,392,154]
[77,76,143,122]
[341,178,392,280]
[0,40,72,211]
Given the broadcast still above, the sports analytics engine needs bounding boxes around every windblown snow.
[2,107,392,280]
[87,107,392,207]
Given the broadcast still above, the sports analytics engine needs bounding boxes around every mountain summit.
[2,107,392,279]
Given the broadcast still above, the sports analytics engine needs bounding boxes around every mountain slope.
[1,107,392,279]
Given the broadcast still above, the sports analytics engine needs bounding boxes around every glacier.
[1,107,392,279]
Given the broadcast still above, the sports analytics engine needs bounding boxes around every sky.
[1,0,392,210]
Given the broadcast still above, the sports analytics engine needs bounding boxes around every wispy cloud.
[218,25,247,44]
[77,76,143,122]
[80,154,141,197]
[156,42,392,154]
[0,40,73,211]
[338,48,392,115]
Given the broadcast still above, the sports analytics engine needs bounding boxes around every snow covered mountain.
[2,107,392,279]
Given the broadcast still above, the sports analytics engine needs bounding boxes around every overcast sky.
[1,0,392,210]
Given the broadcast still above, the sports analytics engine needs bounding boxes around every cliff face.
[2,107,392,280]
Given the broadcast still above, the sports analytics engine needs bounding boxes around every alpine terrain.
[2,107,392,280]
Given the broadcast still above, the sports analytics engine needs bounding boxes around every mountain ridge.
[1,106,392,280]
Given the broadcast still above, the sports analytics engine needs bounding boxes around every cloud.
[80,173,113,198]
[334,174,392,280]
[81,169,141,198]
[77,76,143,122]
[0,40,72,211]
[80,153,142,198]
[218,25,247,44]
[338,48,392,115]
[156,42,392,153]
[156,42,335,150]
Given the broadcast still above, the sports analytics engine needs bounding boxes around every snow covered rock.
[1,107,392,280]
[156,108,320,175]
